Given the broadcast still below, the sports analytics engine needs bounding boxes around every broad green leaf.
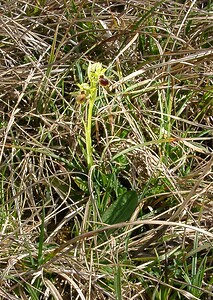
[102,191,138,225]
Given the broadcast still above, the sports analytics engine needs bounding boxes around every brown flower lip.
[99,75,109,87]
[76,91,86,104]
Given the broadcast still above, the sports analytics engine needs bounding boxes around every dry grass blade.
[43,278,64,300]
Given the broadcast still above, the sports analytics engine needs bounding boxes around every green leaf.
[73,176,88,192]
[102,191,138,225]
[114,265,122,300]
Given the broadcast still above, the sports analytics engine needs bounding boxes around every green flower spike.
[77,62,107,169]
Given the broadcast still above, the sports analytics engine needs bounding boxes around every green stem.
[86,88,97,168]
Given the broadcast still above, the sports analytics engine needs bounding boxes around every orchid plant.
[77,62,108,168]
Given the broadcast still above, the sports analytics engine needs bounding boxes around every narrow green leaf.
[114,265,122,300]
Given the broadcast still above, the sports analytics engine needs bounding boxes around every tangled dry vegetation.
[0,0,213,299]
